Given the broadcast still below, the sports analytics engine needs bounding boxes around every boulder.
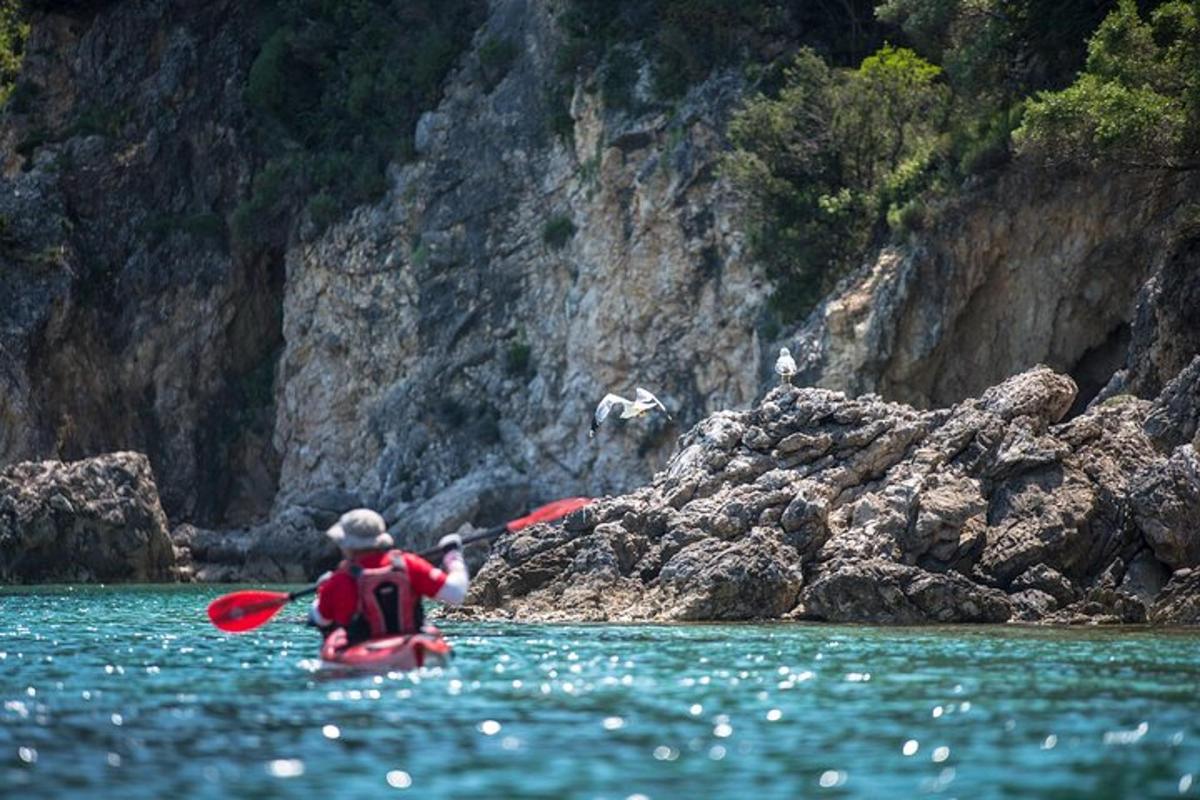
[0,452,177,583]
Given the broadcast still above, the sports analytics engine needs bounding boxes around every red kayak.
[319,628,452,673]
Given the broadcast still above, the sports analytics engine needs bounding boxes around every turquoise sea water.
[1,586,1198,799]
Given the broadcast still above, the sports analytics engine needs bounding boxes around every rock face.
[0,1,279,528]
[467,366,1200,624]
[2,0,1198,596]
[0,452,177,583]
[793,167,1199,413]
[273,0,763,520]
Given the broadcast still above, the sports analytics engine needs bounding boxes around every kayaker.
[307,508,468,644]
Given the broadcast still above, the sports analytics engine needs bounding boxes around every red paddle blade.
[207,590,292,633]
[506,497,592,533]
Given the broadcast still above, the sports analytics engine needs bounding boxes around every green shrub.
[239,0,486,249]
[0,1,27,106]
[305,193,340,233]
[411,240,429,267]
[505,339,533,377]
[1016,0,1198,169]
[479,36,519,91]
[600,46,640,110]
[546,82,575,143]
[542,214,577,249]
[725,45,946,321]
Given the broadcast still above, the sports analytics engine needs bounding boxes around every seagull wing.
[634,387,666,411]
[592,393,629,434]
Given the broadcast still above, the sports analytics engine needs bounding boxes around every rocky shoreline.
[2,361,1197,627]
[460,363,1200,625]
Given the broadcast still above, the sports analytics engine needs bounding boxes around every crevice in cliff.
[1064,322,1131,419]
[192,248,285,528]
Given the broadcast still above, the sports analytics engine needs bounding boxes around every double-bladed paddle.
[206,496,591,633]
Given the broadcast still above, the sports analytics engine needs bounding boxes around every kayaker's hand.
[437,533,463,553]
[306,603,336,637]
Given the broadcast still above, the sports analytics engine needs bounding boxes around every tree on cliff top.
[724,45,947,320]
[1016,0,1199,170]
[0,0,28,106]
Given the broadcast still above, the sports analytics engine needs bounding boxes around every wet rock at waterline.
[0,452,177,583]
[466,366,1200,624]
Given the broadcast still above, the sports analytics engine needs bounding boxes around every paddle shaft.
[414,522,505,560]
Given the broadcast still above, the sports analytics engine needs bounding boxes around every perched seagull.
[590,387,670,438]
[775,346,797,386]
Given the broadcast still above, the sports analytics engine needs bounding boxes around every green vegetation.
[142,212,227,246]
[0,1,28,106]
[549,0,885,135]
[1016,0,1199,169]
[542,214,577,250]
[505,338,533,378]
[725,45,947,318]
[236,0,485,246]
[479,35,519,91]
[722,0,1198,322]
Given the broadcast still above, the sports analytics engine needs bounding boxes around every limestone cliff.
[0,0,279,529]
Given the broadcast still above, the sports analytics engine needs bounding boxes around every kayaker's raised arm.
[433,533,470,605]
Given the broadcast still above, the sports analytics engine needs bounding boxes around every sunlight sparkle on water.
[3,590,1200,798]
[266,759,304,778]
[386,769,412,788]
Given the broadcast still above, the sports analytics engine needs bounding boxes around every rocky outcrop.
[793,166,1199,413]
[466,366,1200,624]
[0,452,177,582]
[1103,221,1200,402]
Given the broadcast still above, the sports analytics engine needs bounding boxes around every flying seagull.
[775,346,797,386]
[590,387,670,438]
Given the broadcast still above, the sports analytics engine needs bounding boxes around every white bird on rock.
[775,346,797,386]
[590,387,670,438]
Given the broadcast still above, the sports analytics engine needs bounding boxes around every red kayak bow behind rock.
[206,497,592,633]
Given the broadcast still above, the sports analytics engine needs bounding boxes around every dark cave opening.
[1064,323,1131,419]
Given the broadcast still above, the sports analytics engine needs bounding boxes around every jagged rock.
[800,560,1012,624]
[0,452,176,582]
[1129,445,1200,569]
[465,366,1195,623]
[1143,356,1200,451]
[1011,564,1080,606]
[1150,569,1200,624]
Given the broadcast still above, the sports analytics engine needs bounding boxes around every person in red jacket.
[308,508,468,644]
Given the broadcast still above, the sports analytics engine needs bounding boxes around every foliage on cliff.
[1017,0,1200,170]
[722,0,1199,321]
[236,0,485,246]
[554,0,884,113]
[725,45,946,316]
[0,1,28,105]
